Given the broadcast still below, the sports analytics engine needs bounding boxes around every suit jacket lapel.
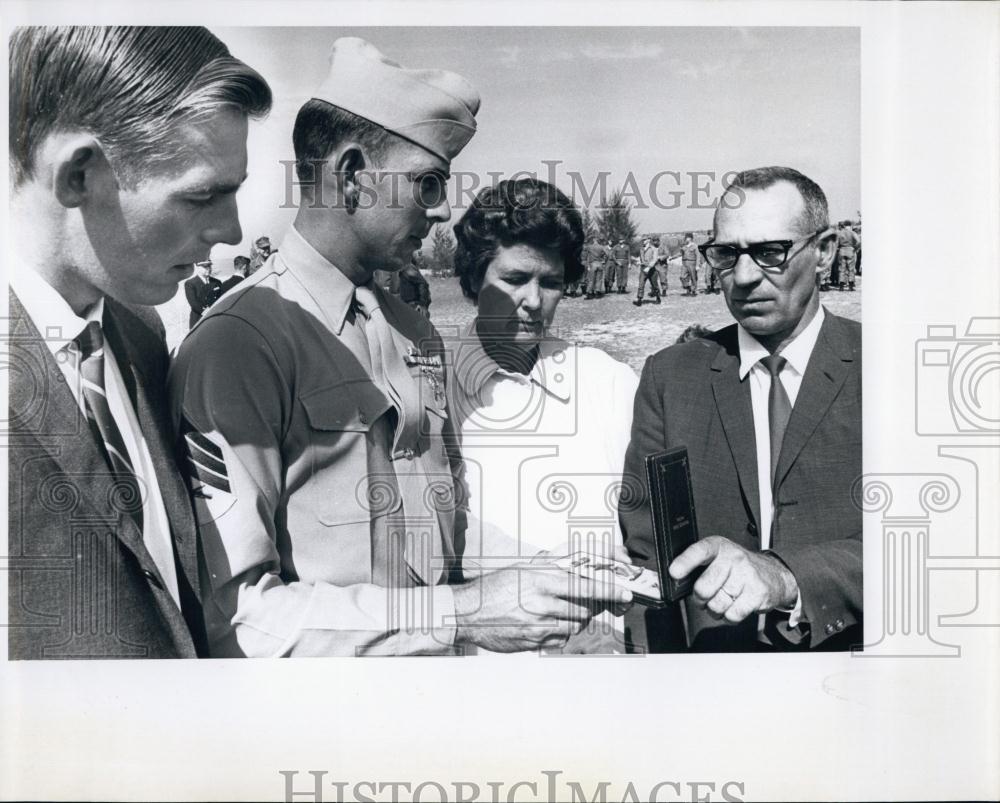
[7,290,146,555]
[774,313,854,489]
[710,329,762,530]
[103,302,201,601]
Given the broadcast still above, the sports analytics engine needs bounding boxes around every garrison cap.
[312,37,480,164]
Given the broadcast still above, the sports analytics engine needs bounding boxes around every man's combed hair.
[453,178,585,302]
[292,99,395,188]
[9,26,272,188]
[721,166,830,235]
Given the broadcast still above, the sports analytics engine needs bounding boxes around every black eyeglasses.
[698,229,827,273]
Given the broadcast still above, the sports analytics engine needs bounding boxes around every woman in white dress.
[449,178,639,653]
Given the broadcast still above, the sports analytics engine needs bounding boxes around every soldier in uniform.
[680,232,699,297]
[836,220,861,291]
[583,236,609,299]
[655,236,670,293]
[634,236,662,306]
[603,237,616,294]
[248,235,275,275]
[705,254,719,294]
[183,260,225,329]
[611,238,630,293]
[169,37,628,657]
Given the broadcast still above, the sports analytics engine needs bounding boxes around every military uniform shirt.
[169,227,461,657]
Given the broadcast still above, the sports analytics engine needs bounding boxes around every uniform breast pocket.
[297,382,395,526]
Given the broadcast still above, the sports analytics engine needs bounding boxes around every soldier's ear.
[50,134,115,209]
[331,143,367,211]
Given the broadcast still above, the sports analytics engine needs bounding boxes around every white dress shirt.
[737,304,825,626]
[11,265,181,606]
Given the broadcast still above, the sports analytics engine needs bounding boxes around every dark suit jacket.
[184,275,224,329]
[620,311,862,651]
[218,274,245,296]
[7,290,204,659]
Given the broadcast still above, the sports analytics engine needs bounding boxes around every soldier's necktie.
[354,283,420,457]
[760,353,791,490]
[73,321,144,532]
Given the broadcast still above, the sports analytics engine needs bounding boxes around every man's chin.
[733,312,778,337]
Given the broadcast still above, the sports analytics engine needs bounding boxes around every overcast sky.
[212,26,859,264]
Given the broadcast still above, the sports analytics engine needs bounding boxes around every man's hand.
[453,564,633,653]
[668,536,798,623]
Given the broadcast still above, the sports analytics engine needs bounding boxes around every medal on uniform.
[404,346,446,406]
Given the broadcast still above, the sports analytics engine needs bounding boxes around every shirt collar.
[738,305,825,380]
[10,263,104,356]
[276,225,359,334]
[453,321,571,402]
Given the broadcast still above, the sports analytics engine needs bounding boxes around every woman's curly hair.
[453,178,585,302]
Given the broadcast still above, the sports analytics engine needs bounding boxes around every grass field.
[158,258,862,373]
[424,259,862,373]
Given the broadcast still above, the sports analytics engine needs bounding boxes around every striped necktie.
[74,321,144,532]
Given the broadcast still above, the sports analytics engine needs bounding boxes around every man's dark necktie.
[74,321,144,532]
[760,353,791,489]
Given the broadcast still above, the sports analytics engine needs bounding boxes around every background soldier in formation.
[611,238,630,293]
[604,237,616,294]
[655,236,670,293]
[584,235,610,299]
[248,234,275,275]
[634,236,662,306]
[836,220,861,291]
[680,232,699,296]
[705,256,720,294]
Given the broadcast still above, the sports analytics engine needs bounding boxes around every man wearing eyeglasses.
[620,166,861,652]
[169,37,629,657]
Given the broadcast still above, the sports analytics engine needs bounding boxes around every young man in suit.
[621,166,861,652]
[6,26,272,659]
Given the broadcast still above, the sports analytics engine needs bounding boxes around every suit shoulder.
[823,311,862,359]
[646,323,735,371]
